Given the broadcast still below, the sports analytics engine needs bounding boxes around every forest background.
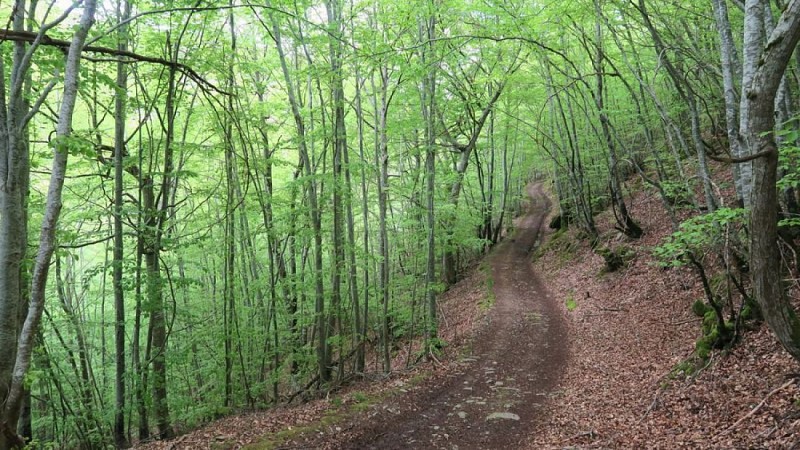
[1,0,800,447]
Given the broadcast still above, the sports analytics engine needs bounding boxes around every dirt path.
[322,182,567,449]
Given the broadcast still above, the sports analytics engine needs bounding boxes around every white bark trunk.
[737,0,766,208]
[712,0,744,204]
[3,0,97,429]
[744,0,800,361]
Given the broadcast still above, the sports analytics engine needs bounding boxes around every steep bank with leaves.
[530,177,800,448]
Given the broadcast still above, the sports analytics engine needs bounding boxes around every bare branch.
[0,29,229,95]
[706,148,774,163]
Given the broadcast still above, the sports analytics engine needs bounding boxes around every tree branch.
[706,148,774,163]
[0,29,229,95]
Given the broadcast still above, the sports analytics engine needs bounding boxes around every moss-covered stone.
[596,246,624,272]
[692,299,709,318]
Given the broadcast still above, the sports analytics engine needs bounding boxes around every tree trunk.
[112,0,131,445]
[421,10,439,345]
[267,5,329,383]
[712,0,744,205]
[373,65,392,373]
[592,1,642,238]
[744,0,800,361]
[326,0,346,382]
[352,53,369,375]
[1,1,97,444]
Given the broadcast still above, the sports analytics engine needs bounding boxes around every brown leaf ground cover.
[527,179,800,449]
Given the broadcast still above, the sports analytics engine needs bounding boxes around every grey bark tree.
[439,83,505,284]
[372,63,392,372]
[743,0,800,361]
[637,0,717,213]
[711,0,744,205]
[112,0,131,446]
[420,8,439,345]
[590,1,642,238]
[326,0,347,382]
[0,0,97,445]
[265,4,330,382]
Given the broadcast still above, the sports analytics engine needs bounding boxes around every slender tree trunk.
[441,84,505,284]
[420,9,439,345]
[352,55,369,375]
[373,65,392,373]
[133,203,148,439]
[636,0,717,212]
[326,0,346,382]
[222,4,238,409]
[113,0,131,446]
[267,6,329,382]
[593,1,642,238]
[712,0,744,205]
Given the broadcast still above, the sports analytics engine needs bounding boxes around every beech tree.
[743,0,800,360]
[0,0,97,445]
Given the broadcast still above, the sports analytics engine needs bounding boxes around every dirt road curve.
[333,183,568,449]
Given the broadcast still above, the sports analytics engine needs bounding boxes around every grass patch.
[565,293,577,312]
[244,372,434,449]
[524,311,543,323]
[244,393,377,450]
[479,261,496,311]
[244,408,348,450]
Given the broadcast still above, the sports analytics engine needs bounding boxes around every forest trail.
[320,182,568,449]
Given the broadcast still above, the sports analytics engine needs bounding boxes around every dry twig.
[717,379,796,437]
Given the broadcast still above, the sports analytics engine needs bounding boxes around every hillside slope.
[528,180,800,448]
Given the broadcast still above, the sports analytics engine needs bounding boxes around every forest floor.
[141,178,800,449]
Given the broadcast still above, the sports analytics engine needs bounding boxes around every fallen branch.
[597,306,625,312]
[166,435,188,450]
[285,374,321,405]
[637,387,664,424]
[284,343,366,405]
[717,379,796,437]
[428,350,444,368]
[560,429,597,443]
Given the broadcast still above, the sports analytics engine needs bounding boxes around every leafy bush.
[653,207,746,267]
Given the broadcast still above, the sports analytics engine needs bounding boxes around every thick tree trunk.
[737,0,767,208]
[0,4,32,443]
[744,0,800,361]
